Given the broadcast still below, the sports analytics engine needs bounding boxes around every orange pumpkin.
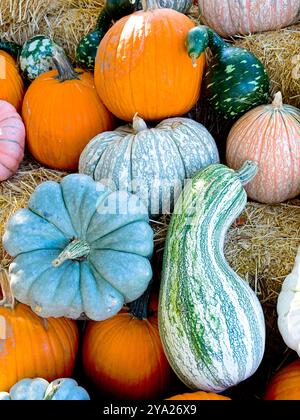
[94,0,205,121]
[226,92,300,204]
[264,360,300,400]
[22,50,113,171]
[0,51,24,112]
[167,391,231,400]
[0,270,79,392]
[82,288,172,400]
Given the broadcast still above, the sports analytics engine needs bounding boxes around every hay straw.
[235,24,300,108]
[0,0,104,61]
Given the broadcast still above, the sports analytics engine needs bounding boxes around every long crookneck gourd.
[159,161,266,392]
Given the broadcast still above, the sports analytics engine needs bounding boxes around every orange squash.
[167,391,231,400]
[226,92,300,204]
[0,51,24,112]
[94,0,205,121]
[82,288,172,400]
[264,360,300,400]
[0,270,79,392]
[22,50,113,171]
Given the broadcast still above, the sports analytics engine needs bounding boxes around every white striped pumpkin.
[0,100,25,181]
[226,92,300,204]
[79,115,219,217]
[159,161,266,393]
[277,247,300,357]
[198,0,300,37]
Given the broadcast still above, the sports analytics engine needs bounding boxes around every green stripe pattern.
[158,163,265,392]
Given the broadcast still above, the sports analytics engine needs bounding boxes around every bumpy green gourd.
[0,41,21,60]
[20,35,65,80]
[159,161,266,392]
[0,378,90,401]
[3,174,153,321]
[186,26,270,119]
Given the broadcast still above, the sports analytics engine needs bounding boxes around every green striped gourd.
[159,161,266,392]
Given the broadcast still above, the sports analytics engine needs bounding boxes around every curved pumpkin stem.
[129,283,152,320]
[52,239,90,268]
[236,160,259,186]
[132,113,148,133]
[142,0,160,11]
[0,269,15,309]
[52,48,81,82]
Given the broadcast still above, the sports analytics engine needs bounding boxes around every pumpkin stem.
[236,161,259,186]
[272,92,283,109]
[43,380,61,400]
[52,239,90,268]
[129,284,152,320]
[132,113,148,133]
[142,0,160,11]
[52,48,81,82]
[0,269,15,309]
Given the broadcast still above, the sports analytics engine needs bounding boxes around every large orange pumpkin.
[22,50,113,171]
[264,360,300,400]
[0,270,79,392]
[0,51,24,112]
[94,0,205,121]
[82,289,172,400]
[226,92,300,204]
[167,391,231,400]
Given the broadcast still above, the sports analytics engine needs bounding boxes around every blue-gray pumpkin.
[3,174,153,321]
[137,0,193,13]
[79,116,219,217]
[0,378,90,401]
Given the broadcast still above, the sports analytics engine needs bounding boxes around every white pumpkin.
[277,247,300,357]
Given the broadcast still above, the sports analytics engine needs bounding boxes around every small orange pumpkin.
[0,51,24,112]
[167,391,231,400]
[0,270,79,392]
[264,360,300,400]
[22,50,113,171]
[95,0,205,121]
[82,288,172,400]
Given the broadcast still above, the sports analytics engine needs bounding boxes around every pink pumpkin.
[226,92,300,204]
[0,100,25,181]
[199,0,300,37]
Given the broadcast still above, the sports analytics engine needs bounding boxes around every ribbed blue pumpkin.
[0,378,90,401]
[159,161,266,392]
[3,174,153,321]
[79,115,219,217]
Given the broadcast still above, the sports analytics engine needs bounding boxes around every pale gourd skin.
[3,174,153,321]
[155,0,192,13]
[0,378,90,401]
[159,162,266,392]
[198,0,300,37]
[277,247,300,357]
[0,100,25,181]
[79,116,219,217]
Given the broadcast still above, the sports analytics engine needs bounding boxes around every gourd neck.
[129,285,152,320]
[0,269,15,309]
[52,238,90,268]
[236,161,258,186]
[272,92,283,109]
[207,28,227,55]
[53,49,81,82]
[142,0,160,11]
[132,113,148,133]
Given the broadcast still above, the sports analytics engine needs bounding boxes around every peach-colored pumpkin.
[0,100,25,181]
[226,92,300,204]
[199,0,300,37]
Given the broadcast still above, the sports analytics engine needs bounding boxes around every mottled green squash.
[76,30,107,70]
[20,35,65,81]
[186,26,270,119]
[0,41,21,60]
[159,161,266,392]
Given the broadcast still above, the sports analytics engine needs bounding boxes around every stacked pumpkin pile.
[0,0,300,401]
